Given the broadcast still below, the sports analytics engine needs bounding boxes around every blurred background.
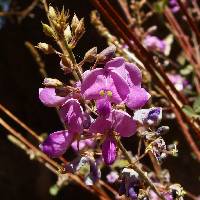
[0,0,199,199]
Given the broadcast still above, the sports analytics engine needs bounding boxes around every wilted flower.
[151,137,167,161]
[89,109,137,165]
[143,35,166,53]
[119,168,140,200]
[65,155,101,185]
[106,171,119,183]
[133,107,162,127]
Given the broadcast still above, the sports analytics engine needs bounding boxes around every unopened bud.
[74,18,85,39]
[42,23,55,38]
[69,18,85,48]
[84,47,97,63]
[48,6,57,19]
[97,45,116,64]
[64,25,72,42]
[60,56,73,74]
[71,14,79,33]
[43,78,63,88]
[37,42,55,54]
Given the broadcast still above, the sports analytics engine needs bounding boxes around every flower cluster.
[39,56,150,164]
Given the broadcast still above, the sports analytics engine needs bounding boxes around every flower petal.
[96,98,111,117]
[125,62,142,87]
[105,57,142,87]
[39,130,74,157]
[108,71,130,103]
[81,68,106,100]
[125,86,150,110]
[89,117,111,134]
[112,110,137,137]
[39,88,67,107]
[102,136,117,165]
[59,98,83,133]
[105,57,125,70]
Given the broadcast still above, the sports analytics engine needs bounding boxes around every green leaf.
[182,105,200,119]
[182,105,196,117]
[193,95,200,113]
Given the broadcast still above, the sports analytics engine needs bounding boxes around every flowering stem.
[115,137,166,200]
[42,0,82,82]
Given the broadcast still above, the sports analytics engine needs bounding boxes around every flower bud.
[74,18,85,42]
[43,78,63,88]
[37,42,55,54]
[64,25,72,42]
[102,136,116,165]
[42,23,55,38]
[96,45,116,64]
[84,47,97,63]
[48,6,57,19]
[71,14,79,33]
[60,56,73,74]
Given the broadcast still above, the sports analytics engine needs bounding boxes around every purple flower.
[39,88,68,107]
[102,136,117,165]
[81,65,130,116]
[167,73,188,91]
[169,0,180,13]
[71,138,95,151]
[39,130,74,157]
[106,171,119,183]
[59,98,84,134]
[40,99,85,157]
[143,35,166,53]
[105,57,150,110]
[89,109,137,164]
[149,190,173,200]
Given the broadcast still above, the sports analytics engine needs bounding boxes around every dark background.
[0,0,199,199]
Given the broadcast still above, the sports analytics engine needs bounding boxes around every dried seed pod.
[37,43,55,54]
[84,47,97,63]
[43,78,63,88]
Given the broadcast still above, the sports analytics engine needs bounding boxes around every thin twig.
[115,137,165,200]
